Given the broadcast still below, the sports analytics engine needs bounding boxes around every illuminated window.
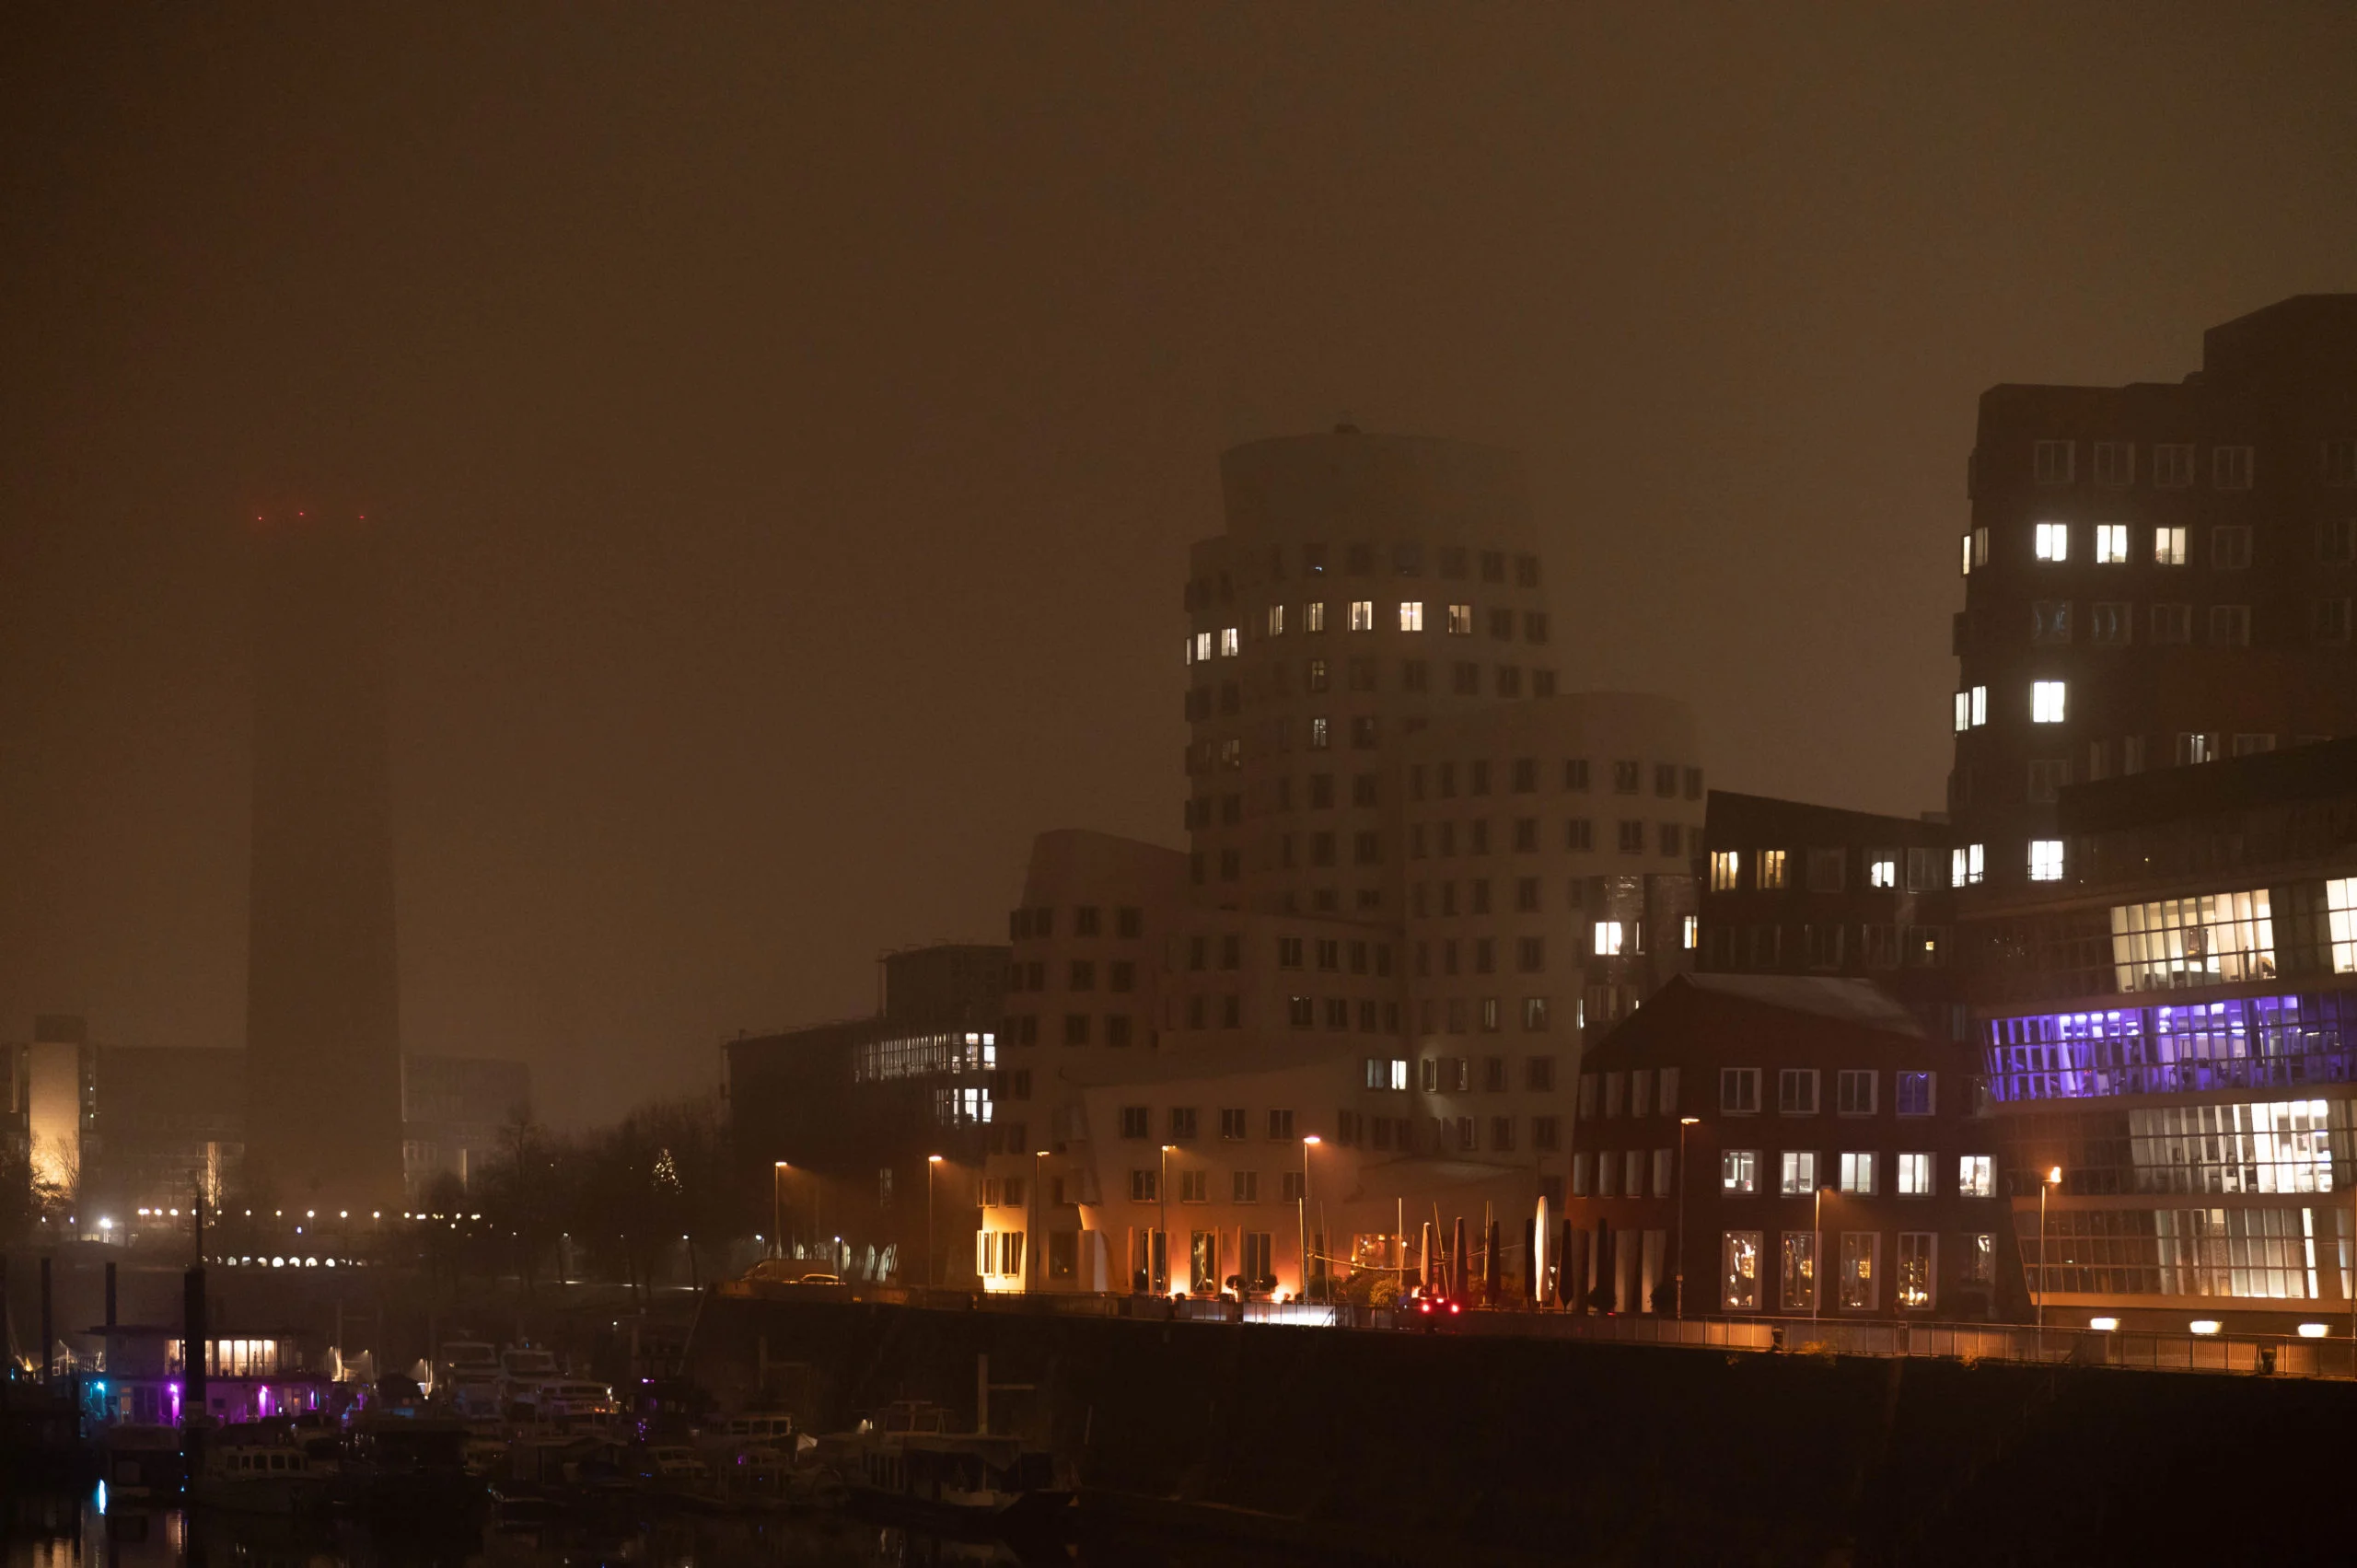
[1348,600,1374,632]
[1219,627,1240,656]
[1592,921,1625,957]
[1951,843,1984,887]
[1309,716,1329,750]
[1896,1072,1934,1116]
[2154,526,2188,565]
[1866,854,1896,889]
[2176,730,2220,764]
[2110,889,2274,991]
[2153,443,2194,488]
[1721,1150,1758,1194]
[1266,604,1285,636]
[1896,1233,1934,1309]
[1778,1150,1817,1196]
[2093,523,2128,563]
[1964,1233,1995,1283]
[1756,849,1788,889]
[1682,914,1698,951]
[2029,839,2064,882]
[1897,1153,1932,1196]
[1446,603,1473,635]
[1710,850,1740,891]
[1191,632,1212,663]
[1722,1231,1762,1311]
[2031,680,2066,723]
[1839,1232,1879,1310]
[1781,1233,1817,1312]
[2035,521,2070,562]
[2329,879,2357,973]
[1956,1155,1993,1198]
[1398,600,1423,632]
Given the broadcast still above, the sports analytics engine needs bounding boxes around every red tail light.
[1418,1300,1433,1314]
[1448,1302,1461,1316]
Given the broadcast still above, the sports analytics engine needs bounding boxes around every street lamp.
[1300,1136,1322,1304]
[1813,1179,1831,1324]
[1031,1149,1049,1294]
[2038,1165,2062,1330]
[925,1156,943,1290]
[1676,1118,1700,1320]
[772,1162,788,1261]
[1158,1144,1175,1295]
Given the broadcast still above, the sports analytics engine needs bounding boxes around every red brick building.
[1565,975,2016,1322]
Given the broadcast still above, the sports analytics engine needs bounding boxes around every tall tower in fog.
[244,514,404,1205]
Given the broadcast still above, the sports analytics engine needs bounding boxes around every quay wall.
[693,1294,2352,1566]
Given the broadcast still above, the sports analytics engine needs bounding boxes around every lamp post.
[1158,1144,1174,1295]
[1676,1118,1700,1320]
[1813,1179,1829,1324]
[925,1156,943,1290]
[1300,1136,1322,1304]
[1030,1149,1048,1294]
[2038,1165,2062,1330]
[772,1162,788,1261]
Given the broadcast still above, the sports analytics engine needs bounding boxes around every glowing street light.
[1300,1136,1322,1305]
[772,1161,789,1261]
[1676,1118,1700,1319]
[2038,1165,2063,1330]
[925,1156,944,1290]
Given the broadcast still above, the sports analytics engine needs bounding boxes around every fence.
[726,1278,2355,1378]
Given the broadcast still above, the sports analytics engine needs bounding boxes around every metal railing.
[722,1279,2352,1377]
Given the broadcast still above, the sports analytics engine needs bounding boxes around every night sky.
[4,6,2351,1123]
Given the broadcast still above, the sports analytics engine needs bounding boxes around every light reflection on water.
[1,1490,1070,1568]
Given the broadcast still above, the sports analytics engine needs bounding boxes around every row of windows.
[1712,1067,1941,1117]
[1185,658,1562,715]
[1008,960,1138,993]
[2001,598,2355,649]
[2013,597,2355,647]
[2018,439,2357,491]
[1719,1230,1984,1313]
[1968,518,2357,575]
[1403,994,1560,1034]
[1416,877,1691,928]
[1116,1105,1299,1143]
[1418,1053,1561,1094]
[1409,819,1695,860]
[1702,922,1948,971]
[1007,905,1144,942]
[1574,1148,1995,1200]
[1002,1014,1141,1048]
[1413,758,1701,801]
[1953,679,2073,731]
[1707,846,1944,895]
[1182,545,1540,610]
[1184,601,1549,665]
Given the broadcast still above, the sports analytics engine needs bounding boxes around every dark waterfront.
[0,1486,1324,1568]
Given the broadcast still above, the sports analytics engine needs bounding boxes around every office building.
[1698,792,1961,1039]
[726,943,1009,1285]
[1950,295,2357,898]
[974,430,1708,1296]
[1962,736,2357,1334]
[1568,975,2007,1321]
